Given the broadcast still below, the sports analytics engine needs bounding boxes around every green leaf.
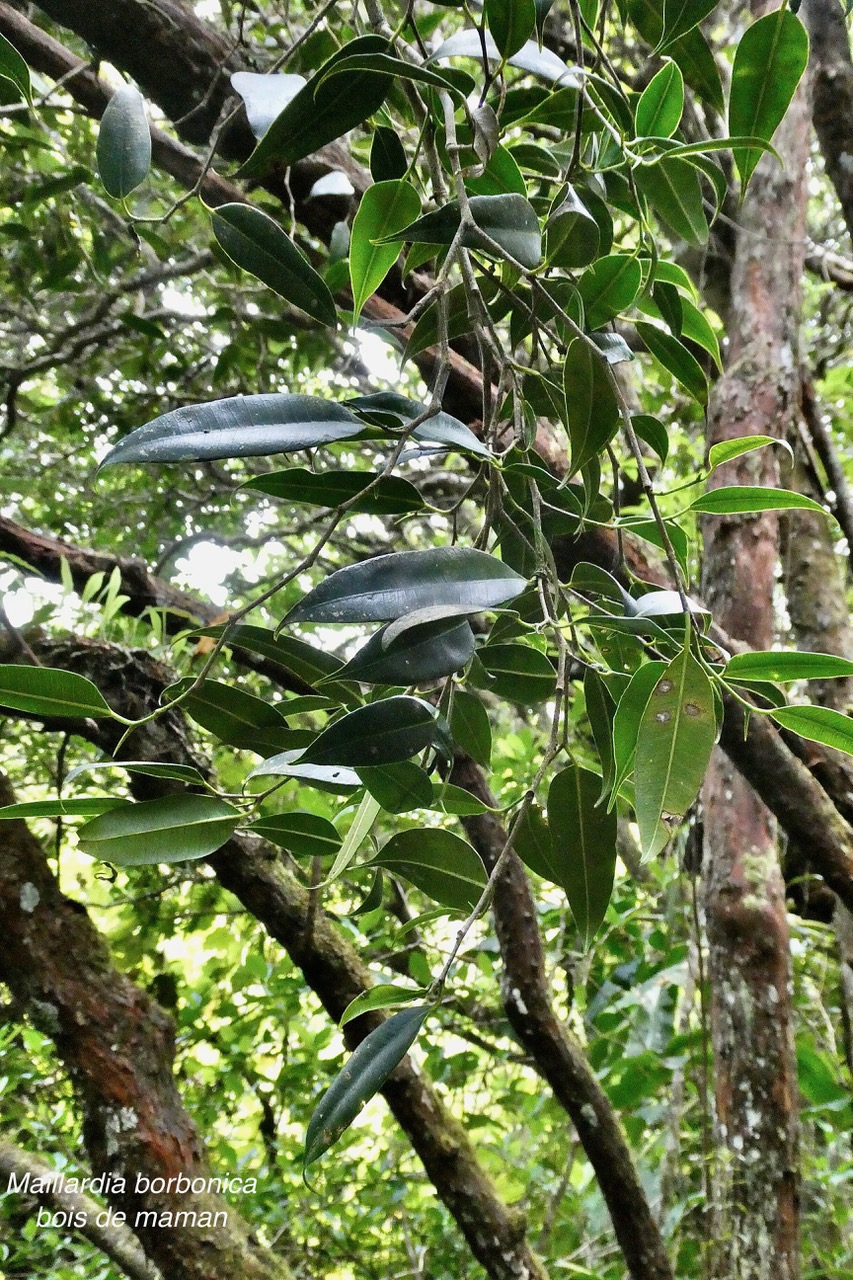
[322,52,469,98]
[0,666,115,720]
[77,795,240,866]
[370,127,408,182]
[301,697,442,767]
[770,705,853,757]
[577,254,643,330]
[336,618,475,686]
[545,187,601,269]
[609,661,668,806]
[725,652,853,684]
[66,760,207,786]
[242,468,423,515]
[374,829,487,912]
[304,1005,427,1168]
[584,668,617,799]
[634,646,717,857]
[162,678,293,751]
[0,31,31,103]
[487,0,536,59]
[729,10,809,190]
[358,762,434,813]
[635,61,684,137]
[707,435,793,471]
[636,156,708,247]
[238,36,392,177]
[247,811,341,858]
[563,338,620,477]
[350,180,421,319]
[689,486,827,516]
[348,391,490,458]
[635,321,708,404]
[632,413,669,463]
[285,547,526,626]
[100,394,365,467]
[0,798,125,821]
[380,194,542,269]
[97,84,151,199]
[547,765,617,947]
[247,751,361,793]
[660,0,718,50]
[477,643,557,704]
[340,984,429,1027]
[210,203,336,326]
[449,690,492,768]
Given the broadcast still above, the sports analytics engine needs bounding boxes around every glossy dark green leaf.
[163,678,291,749]
[548,765,617,947]
[689,487,826,516]
[563,338,620,477]
[374,829,487,912]
[190,624,347,695]
[636,157,708,247]
[66,760,207,786]
[97,84,151,199]
[545,187,600,268]
[238,36,392,177]
[660,0,718,50]
[100,394,365,467]
[371,127,408,182]
[301,697,441,767]
[627,1,724,113]
[729,10,809,190]
[243,468,423,515]
[210,203,336,326]
[336,618,475,686]
[635,321,708,404]
[248,811,341,858]
[351,867,385,916]
[247,750,361,793]
[285,547,526,626]
[584,668,617,799]
[515,803,559,881]
[380,194,542,270]
[0,797,124,821]
[477,643,556,704]
[725,652,853,684]
[0,665,114,720]
[635,61,684,137]
[632,413,669,463]
[322,52,467,97]
[0,31,31,103]
[487,0,536,59]
[449,690,492,768]
[77,794,240,866]
[348,391,490,458]
[609,661,667,805]
[770,705,853,758]
[577,254,643,330]
[358,762,434,813]
[340,984,429,1027]
[304,1005,427,1168]
[634,646,716,857]
[350,180,421,318]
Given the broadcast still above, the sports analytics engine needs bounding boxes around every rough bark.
[803,0,853,244]
[0,776,296,1280]
[0,1138,163,1280]
[0,632,550,1280]
[451,755,675,1280]
[698,10,809,1275]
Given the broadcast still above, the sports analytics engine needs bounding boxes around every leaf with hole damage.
[77,794,240,866]
[211,203,336,326]
[285,547,525,626]
[547,765,617,947]
[100,394,365,467]
[374,829,487,912]
[304,1005,427,1168]
[634,646,716,857]
[97,84,150,199]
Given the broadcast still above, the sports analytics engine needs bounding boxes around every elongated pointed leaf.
[635,61,684,137]
[100,394,364,467]
[358,762,434,813]
[770,705,853,757]
[584,668,617,800]
[349,391,490,458]
[211,203,336,326]
[77,794,240,866]
[577,254,643,329]
[707,435,792,471]
[449,690,492,768]
[371,127,407,182]
[97,84,151,199]
[610,661,668,807]
[428,30,579,85]
[66,760,206,785]
[304,1005,427,1168]
[350,180,421,319]
[243,468,423,514]
[380,194,542,269]
[725,652,853,684]
[336,618,475,686]
[374,829,487,911]
[247,811,341,858]
[487,0,536,59]
[238,36,392,177]
[0,798,125,821]
[660,0,718,50]
[190,624,346,694]
[634,646,716,857]
[322,53,468,98]
[635,321,708,404]
[163,678,292,750]
[340,984,428,1027]
[729,10,809,190]
[0,666,114,720]
[547,765,617,947]
[546,187,600,268]
[477,643,556,703]
[563,338,620,477]
[285,547,525,626]
[636,156,708,247]
[690,486,826,516]
[301,697,441,767]
[0,31,30,103]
